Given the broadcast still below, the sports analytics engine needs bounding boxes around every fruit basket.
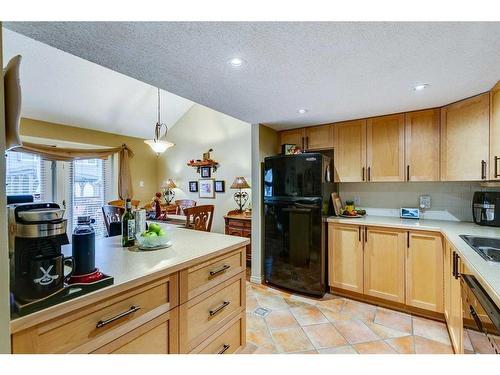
[137,223,172,250]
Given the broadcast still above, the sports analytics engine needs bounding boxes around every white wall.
[157,104,251,233]
[339,181,500,221]
[0,25,12,353]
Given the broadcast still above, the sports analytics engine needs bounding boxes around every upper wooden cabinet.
[490,82,500,180]
[366,114,405,181]
[441,93,490,181]
[404,109,440,181]
[280,128,305,148]
[405,231,443,312]
[305,124,334,151]
[333,120,367,182]
[364,227,406,303]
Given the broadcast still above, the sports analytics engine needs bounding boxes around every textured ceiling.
[4,22,500,131]
[2,28,194,139]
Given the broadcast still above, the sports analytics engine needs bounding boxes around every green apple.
[158,229,166,237]
[148,223,161,234]
[145,231,157,237]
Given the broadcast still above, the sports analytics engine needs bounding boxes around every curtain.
[3,55,23,151]
[11,142,134,200]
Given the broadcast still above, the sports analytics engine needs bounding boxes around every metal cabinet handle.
[218,344,231,354]
[364,227,368,243]
[481,160,487,180]
[367,167,371,181]
[406,165,410,181]
[362,167,365,181]
[452,252,460,280]
[495,156,499,178]
[96,306,141,328]
[209,301,230,317]
[209,264,230,278]
[301,137,305,150]
[358,226,361,242]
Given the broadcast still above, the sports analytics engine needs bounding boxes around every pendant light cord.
[157,87,161,124]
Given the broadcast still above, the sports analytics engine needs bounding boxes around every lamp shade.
[230,176,250,189]
[144,139,174,155]
[161,178,177,189]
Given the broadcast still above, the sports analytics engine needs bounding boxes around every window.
[5,151,52,201]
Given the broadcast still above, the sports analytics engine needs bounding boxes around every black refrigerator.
[263,153,337,297]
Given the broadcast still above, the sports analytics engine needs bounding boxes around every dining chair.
[108,199,140,209]
[102,205,125,237]
[175,199,197,215]
[184,205,214,232]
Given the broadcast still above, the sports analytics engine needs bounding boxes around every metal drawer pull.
[218,344,231,354]
[209,264,230,278]
[96,305,141,328]
[209,301,230,317]
[495,156,499,178]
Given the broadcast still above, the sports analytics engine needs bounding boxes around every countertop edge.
[327,216,500,307]
[9,237,250,334]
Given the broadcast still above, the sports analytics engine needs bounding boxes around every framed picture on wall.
[214,180,225,193]
[200,166,211,178]
[199,179,215,198]
[189,181,198,192]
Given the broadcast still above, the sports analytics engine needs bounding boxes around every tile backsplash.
[339,182,500,222]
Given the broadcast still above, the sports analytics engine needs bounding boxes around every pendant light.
[144,88,174,155]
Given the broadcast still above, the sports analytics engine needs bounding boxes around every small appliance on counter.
[472,191,500,227]
[8,203,113,317]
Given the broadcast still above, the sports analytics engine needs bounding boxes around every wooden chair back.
[102,205,125,236]
[184,205,214,232]
[108,199,140,209]
[175,199,197,215]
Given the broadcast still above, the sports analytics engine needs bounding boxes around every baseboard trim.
[249,275,263,284]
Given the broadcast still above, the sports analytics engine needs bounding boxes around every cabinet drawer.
[226,227,244,237]
[181,247,245,302]
[227,220,251,229]
[180,272,245,352]
[12,275,176,354]
[191,312,245,354]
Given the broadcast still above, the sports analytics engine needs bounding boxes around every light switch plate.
[419,195,431,209]
[139,181,145,188]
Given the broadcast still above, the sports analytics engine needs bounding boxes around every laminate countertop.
[10,223,249,332]
[327,215,500,307]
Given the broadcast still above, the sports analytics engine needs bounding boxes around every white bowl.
[136,234,170,249]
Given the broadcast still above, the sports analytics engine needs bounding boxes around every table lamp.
[230,177,251,213]
[161,179,177,204]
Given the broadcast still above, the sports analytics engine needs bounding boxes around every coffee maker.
[472,192,500,227]
[8,202,72,302]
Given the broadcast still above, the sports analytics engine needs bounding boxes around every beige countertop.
[327,215,500,307]
[10,223,249,332]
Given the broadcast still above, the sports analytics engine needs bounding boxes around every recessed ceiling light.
[228,57,245,67]
[413,84,430,91]
[298,109,308,114]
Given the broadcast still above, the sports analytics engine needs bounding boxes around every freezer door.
[263,199,325,296]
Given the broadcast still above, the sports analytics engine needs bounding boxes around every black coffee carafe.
[72,216,96,275]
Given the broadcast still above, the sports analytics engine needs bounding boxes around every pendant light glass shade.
[145,88,174,155]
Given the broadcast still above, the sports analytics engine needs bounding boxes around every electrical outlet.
[419,195,431,209]
[354,196,361,206]
[139,181,144,188]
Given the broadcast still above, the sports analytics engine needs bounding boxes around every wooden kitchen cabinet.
[364,227,406,303]
[333,120,367,182]
[366,114,405,181]
[490,81,500,180]
[441,93,490,181]
[280,128,305,149]
[304,124,334,150]
[328,224,364,293]
[404,109,440,181]
[444,241,452,322]
[405,231,444,312]
[448,245,463,353]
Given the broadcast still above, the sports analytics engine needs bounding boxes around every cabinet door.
[490,82,500,180]
[448,250,463,354]
[92,309,179,354]
[333,120,367,182]
[444,242,451,322]
[366,114,405,181]
[406,231,444,312]
[441,93,490,181]
[328,224,364,293]
[405,109,440,181]
[305,124,334,150]
[280,129,305,148]
[364,227,405,303]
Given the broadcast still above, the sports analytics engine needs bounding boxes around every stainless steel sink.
[459,235,500,262]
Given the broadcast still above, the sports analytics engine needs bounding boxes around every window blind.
[68,157,111,239]
[5,151,52,201]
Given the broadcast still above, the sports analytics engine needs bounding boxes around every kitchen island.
[10,224,249,354]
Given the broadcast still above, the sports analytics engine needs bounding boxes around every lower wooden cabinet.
[328,224,364,293]
[447,244,463,354]
[406,231,444,312]
[364,227,406,303]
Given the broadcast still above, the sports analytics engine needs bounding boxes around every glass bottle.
[122,199,136,247]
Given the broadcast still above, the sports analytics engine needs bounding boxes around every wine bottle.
[122,199,136,247]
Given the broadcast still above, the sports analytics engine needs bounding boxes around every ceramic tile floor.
[240,282,458,354]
